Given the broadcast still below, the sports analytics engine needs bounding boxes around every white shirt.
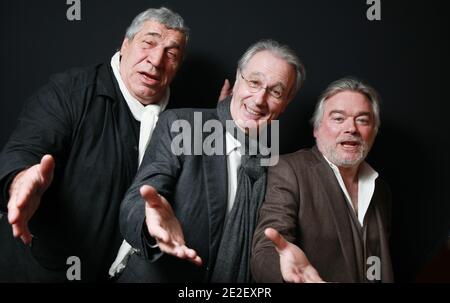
[109,51,169,276]
[225,131,242,213]
[323,156,379,226]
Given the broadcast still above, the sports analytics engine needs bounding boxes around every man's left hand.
[218,79,232,101]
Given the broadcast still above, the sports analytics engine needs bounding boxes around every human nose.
[344,118,357,134]
[147,46,164,69]
[253,87,269,106]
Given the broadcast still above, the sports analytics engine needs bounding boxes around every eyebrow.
[247,72,286,89]
[144,32,161,38]
[329,110,372,117]
[144,32,182,49]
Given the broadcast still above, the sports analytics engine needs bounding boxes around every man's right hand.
[141,185,202,266]
[7,154,55,245]
[265,227,324,283]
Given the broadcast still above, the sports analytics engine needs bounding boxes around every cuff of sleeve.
[0,169,25,212]
[141,220,164,262]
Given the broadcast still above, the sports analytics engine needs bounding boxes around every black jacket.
[119,106,230,282]
[0,63,139,281]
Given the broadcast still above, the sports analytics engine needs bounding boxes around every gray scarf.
[209,98,267,283]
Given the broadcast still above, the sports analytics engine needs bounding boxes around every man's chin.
[337,154,364,167]
[135,89,165,104]
[326,149,364,168]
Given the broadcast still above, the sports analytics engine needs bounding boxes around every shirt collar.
[322,155,378,180]
[322,154,379,225]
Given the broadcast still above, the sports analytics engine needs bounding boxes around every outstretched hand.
[8,154,55,244]
[265,227,324,283]
[142,185,202,266]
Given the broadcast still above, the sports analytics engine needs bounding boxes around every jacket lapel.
[100,64,139,179]
[312,146,359,281]
[202,115,228,275]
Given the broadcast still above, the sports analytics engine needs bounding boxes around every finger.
[291,274,303,283]
[265,227,288,252]
[11,223,21,238]
[184,246,198,260]
[158,242,203,266]
[282,266,303,283]
[20,226,33,245]
[20,235,32,245]
[172,244,200,262]
[39,155,55,185]
[141,185,162,208]
[179,245,198,260]
[179,245,202,266]
[7,203,20,224]
[191,255,203,266]
[11,218,31,244]
[218,79,232,101]
[304,269,324,283]
[174,245,186,258]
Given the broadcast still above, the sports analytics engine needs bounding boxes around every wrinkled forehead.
[324,91,373,113]
[134,20,186,44]
[242,51,296,86]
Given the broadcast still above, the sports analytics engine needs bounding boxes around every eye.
[331,116,344,122]
[166,49,178,60]
[270,87,284,99]
[143,40,156,48]
[356,117,370,125]
[248,80,261,88]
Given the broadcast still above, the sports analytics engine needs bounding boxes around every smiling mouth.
[245,105,263,117]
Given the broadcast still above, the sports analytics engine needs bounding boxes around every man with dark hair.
[0,7,189,282]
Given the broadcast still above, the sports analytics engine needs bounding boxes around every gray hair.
[311,77,381,133]
[125,7,189,42]
[237,39,305,100]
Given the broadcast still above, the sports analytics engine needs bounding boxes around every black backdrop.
[0,0,449,282]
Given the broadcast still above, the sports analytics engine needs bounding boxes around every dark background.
[0,0,449,282]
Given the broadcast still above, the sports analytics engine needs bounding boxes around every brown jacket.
[251,146,394,282]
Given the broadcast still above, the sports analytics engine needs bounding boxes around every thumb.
[265,227,288,252]
[140,185,162,208]
[39,154,55,186]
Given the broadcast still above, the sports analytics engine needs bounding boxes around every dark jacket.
[119,107,230,282]
[0,63,139,281]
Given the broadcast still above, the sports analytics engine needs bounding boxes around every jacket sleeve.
[251,156,300,282]
[119,110,182,261]
[0,73,76,212]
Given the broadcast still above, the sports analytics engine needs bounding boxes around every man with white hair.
[116,39,305,282]
[251,78,394,282]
